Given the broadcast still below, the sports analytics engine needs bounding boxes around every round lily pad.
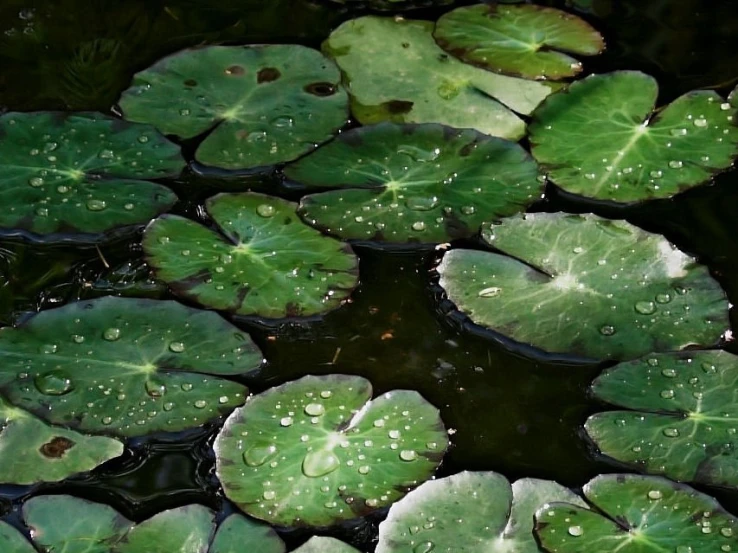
[0,112,181,239]
[214,374,448,527]
[210,514,285,553]
[118,45,349,170]
[0,522,35,553]
[529,71,738,203]
[0,296,260,437]
[437,212,729,360]
[377,471,587,553]
[434,4,604,80]
[586,350,738,489]
[0,397,123,485]
[535,474,738,553]
[294,537,360,553]
[286,122,542,243]
[323,16,555,141]
[143,192,359,318]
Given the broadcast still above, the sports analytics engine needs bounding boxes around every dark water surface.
[0,0,737,549]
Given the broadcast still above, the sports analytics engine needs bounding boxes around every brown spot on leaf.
[184,79,198,87]
[40,436,75,458]
[225,65,245,76]
[384,100,414,114]
[304,82,337,96]
[257,67,281,83]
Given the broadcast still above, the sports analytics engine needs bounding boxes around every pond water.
[0,0,737,550]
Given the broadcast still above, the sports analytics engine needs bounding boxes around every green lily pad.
[0,112,181,239]
[118,45,349,170]
[437,212,729,360]
[529,71,738,203]
[434,4,604,80]
[0,396,123,484]
[586,350,738,489]
[214,374,448,527]
[294,537,360,553]
[143,193,359,318]
[323,16,555,141]
[535,474,738,553]
[118,505,215,553]
[287,122,542,243]
[210,514,285,553]
[377,471,587,553]
[0,522,35,553]
[0,296,259,437]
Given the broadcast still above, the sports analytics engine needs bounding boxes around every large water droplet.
[647,489,663,500]
[568,525,584,537]
[256,204,275,218]
[599,325,616,336]
[411,221,426,232]
[405,196,439,211]
[243,443,278,467]
[413,542,435,553]
[304,403,325,416]
[271,116,294,128]
[168,341,185,353]
[34,370,74,395]
[103,327,121,341]
[478,286,501,298]
[655,293,672,304]
[635,301,656,315]
[302,450,340,477]
[663,427,680,438]
[400,450,418,462]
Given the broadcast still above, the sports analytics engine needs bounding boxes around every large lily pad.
[0,112,181,239]
[434,4,604,80]
[143,193,359,318]
[437,212,729,360]
[377,471,587,553]
[286,122,542,243]
[586,350,738,489]
[323,16,555,141]
[118,45,349,170]
[0,396,123,484]
[0,296,260,437]
[214,374,448,527]
[529,71,738,203]
[535,474,738,553]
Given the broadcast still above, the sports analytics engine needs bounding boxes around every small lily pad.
[0,112,181,239]
[118,504,215,553]
[535,474,738,553]
[294,537,360,553]
[214,374,448,527]
[210,514,285,553]
[0,522,35,553]
[437,212,729,360]
[323,16,555,141]
[0,296,259,437]
[434,4,604,80]
[0,396,123,485]
[586,350,738,489]
[143,193,359,318]
[529,71,738,203]
[287,122,542,243]
[377,471,587,553]
[118,45,349,170]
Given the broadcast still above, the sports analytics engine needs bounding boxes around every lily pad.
[210,514,285,553]
[287,122,542,243]
[0,396,123,485]
[214,374,448,527]
[118,45,349,170]
[294,537,360,553]
[535,474,738,553]
[323,16,555,141]
[377,471,587,553]
[0,522,35,553]
[586,350,738,489]
[529,71,738,203]
[0,296,259,437]
[437,212,729,360]
[0,112,181,239]
[143,193,359,318]
[434,4,604,80]
[117,505,215,553]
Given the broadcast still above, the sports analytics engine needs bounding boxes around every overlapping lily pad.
[586,350,738,489]
[323,16,555,141]
[0,112,181,239]
[529,71,738,203]
[294,537,360,553]
[143,193,359,318]
[535,474,738,553]
[377,471,587,553]
[0,521,35,553]
[0,296,260,437]
[214,374,448,527]
[435,4,604,80]
[437,212,729,360]
[118,45,349,170]
[210,514,285,553]
[287,122,542,243]
[0,396,123,484]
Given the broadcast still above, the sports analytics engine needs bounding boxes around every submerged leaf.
[288,123,542,243]
[118,45,349,170]
[143,193,359,318]
[530,71,738,203]
[323,16,555,141]
[435,3,604,80]
[215,374,448,527]
[437,213,729,360]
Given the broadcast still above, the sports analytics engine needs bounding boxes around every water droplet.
[145,379,167,398]
[181,383,193,392]
[320,390,332,399]
[721,527,734,537]
[302,450,340,477]
[358,465,370,474]
[388,429,401,439]
[28,177,44,187]
[138,135,149,143]
[194,400,207,409]
[668,160,684,169]
[660,389,675,399]
[34,370,73,395]
[648,490,663,500]
[635,301,656,315]
[702,362,717,374]
[676,546,693,553]
[406,196,439,211]
[102,416,113,425]
[163,402,174,411]
[400,450,418,461]
[663,427,680,437]
[98,149,114,159]
[262,489,277,500]
[670,128,688,136]
[86,199,107,211]
[103,328,121,341]
[243,443,278,467]
[655,293,672,304]
[693,117,708,127]
[568,525,584,537]
[36,207,49,217]
[398,145,440,162]
[256,204,275,218]
[599,325,616,336]
[411,221,426,232]
[168,341,185,353]
[280,416,294,427]
[39,343,57,354]
[123,203,135,211]
[460,205,476,215]
[413,542,435,553]
[662,368,677,378]
[179,108,191,116]
[304,403,325,416]
[71,334,85,344]
[271,116,294,128]
[649,170,663,179]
